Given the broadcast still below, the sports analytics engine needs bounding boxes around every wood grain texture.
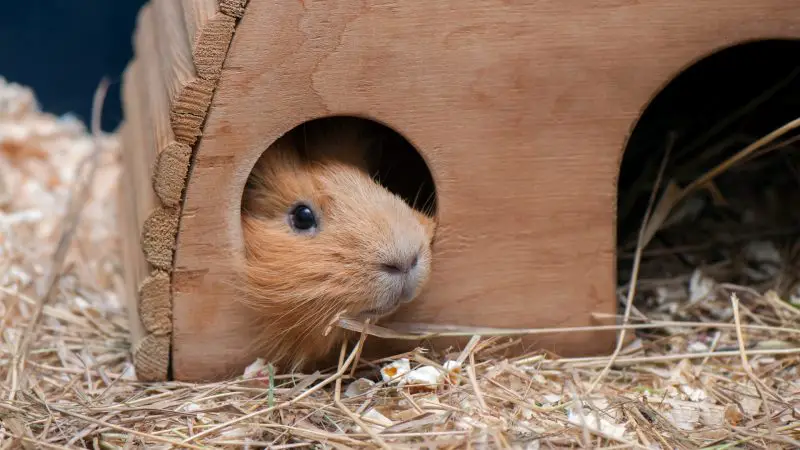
[138,271,172,335]
[118,0,245,380]
[169,0,800,381]
[181,0,237,80]
[219,0,246,18]
[125,3,173,380]
[152,0,215,145]
[181,0,218,52]
[141,207,180,271]
[137,3,182,274]
[152,142,193,207]
[119,7,160,376]
[117,91,147,363]
[132,334,170,382]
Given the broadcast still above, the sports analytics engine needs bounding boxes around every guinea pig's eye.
[289,203,318,233]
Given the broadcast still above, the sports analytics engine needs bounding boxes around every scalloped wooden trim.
[183,0,237,80]
[138,270,172,335]
[120,0,248,381]
[132,334,170,382]
[141,206,179,271]
[152,142,193,207]
[219,0,247,18]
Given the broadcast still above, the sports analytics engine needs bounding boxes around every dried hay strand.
[0,75,798,449]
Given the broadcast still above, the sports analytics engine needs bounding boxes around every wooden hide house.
[118,0,800,381]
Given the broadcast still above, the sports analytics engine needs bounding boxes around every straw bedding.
[0,77,798,449]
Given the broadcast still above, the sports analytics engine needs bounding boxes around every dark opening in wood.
[618,39,800,292]
[249,116,438,218]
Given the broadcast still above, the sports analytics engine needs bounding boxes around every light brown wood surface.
[118,65,148,378]
[118,0,243,380]
[121,3,168,381]
[120,0,800,381]
[181,0,232,78]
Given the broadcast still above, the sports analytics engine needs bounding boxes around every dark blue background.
[0,1,148,132]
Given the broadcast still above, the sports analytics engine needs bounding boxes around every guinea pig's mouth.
[357,303,400,320]
[359,270,423,321]
[357,290,419,321]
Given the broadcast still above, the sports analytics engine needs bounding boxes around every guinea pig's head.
[240,119,436,370]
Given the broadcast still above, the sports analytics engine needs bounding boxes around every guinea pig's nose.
[381,253,419,275]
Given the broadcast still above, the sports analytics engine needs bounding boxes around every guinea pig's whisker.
[411,184,425,210]
[271,300,313,319]
[424,193,436,216]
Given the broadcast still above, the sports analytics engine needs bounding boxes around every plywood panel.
[118,66,147,366]
[181,0,236,80]
[118,0,245,380]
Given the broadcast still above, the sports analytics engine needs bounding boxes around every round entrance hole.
[617,39,800,297]
[235,116,438,369]
[242,116,437,219]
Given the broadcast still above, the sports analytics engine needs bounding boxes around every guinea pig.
[239,117,436,371]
